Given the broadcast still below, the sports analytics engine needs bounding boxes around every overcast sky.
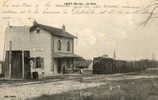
[0,0,158,61]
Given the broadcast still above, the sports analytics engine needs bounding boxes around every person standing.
[62,65,66,74]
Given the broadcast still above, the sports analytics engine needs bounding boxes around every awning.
[54,53,80,58]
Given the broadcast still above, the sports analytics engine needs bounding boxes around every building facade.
[3,21,79,79]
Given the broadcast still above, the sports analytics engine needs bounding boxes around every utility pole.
[152,52,155,61]
[113,49,116,60]
[22,51,25,79]
[9,41,12,79]
[22,24,27,79]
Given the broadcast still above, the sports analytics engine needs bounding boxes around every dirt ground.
[0,68,158,100]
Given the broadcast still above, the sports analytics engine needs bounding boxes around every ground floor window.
[66,59,73,68]
[30,57,44,69]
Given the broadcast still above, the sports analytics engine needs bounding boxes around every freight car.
[93,57,154,74]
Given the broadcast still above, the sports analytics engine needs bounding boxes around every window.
[57,40,62,50]
[36,57,44,68]
[66,59,71,68]
[67,41,71,51]
[36,57,41,68]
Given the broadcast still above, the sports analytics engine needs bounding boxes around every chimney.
[33,20,38,25]
[62,24,66,32]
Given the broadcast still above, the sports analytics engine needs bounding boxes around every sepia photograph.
[0,0,158,100]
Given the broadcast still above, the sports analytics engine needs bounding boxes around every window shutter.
[51,64,54,72]
[36,57,40,68]
[33,58,36,68]
[41,58,44,69]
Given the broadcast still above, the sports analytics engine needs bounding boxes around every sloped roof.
[30,21,77,39]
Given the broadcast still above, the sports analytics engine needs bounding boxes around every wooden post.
[22,51,25,79]
[9,41,12,79]
[72,39,74,54]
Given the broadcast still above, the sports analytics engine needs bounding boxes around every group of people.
[61,64,83,74]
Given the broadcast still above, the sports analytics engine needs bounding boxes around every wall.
[53,36,74,54]
[5,26,31,51]
[29,28,54,76]
[4,26,56,77]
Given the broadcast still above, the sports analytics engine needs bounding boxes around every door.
[11,51,22,79]
[4,51,9,78]
[4,50,31,79]
[57,59,62,73]
[24,51,31,79]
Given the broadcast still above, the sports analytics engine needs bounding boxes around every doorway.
[57,59,62,73]
[4,50,31,79]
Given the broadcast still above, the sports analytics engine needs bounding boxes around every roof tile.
[30,22,77,39]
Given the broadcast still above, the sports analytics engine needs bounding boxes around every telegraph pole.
[152,52,155,61]
[9,41,12,79]
[22,51,25,79]
[113,49,116,60]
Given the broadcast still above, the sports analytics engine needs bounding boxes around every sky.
[0,0,158,61]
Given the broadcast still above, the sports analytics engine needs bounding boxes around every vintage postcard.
[0,0,158,100]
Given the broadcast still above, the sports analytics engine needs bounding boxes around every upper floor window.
[67,41,71,51]
[57,40,62,50]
